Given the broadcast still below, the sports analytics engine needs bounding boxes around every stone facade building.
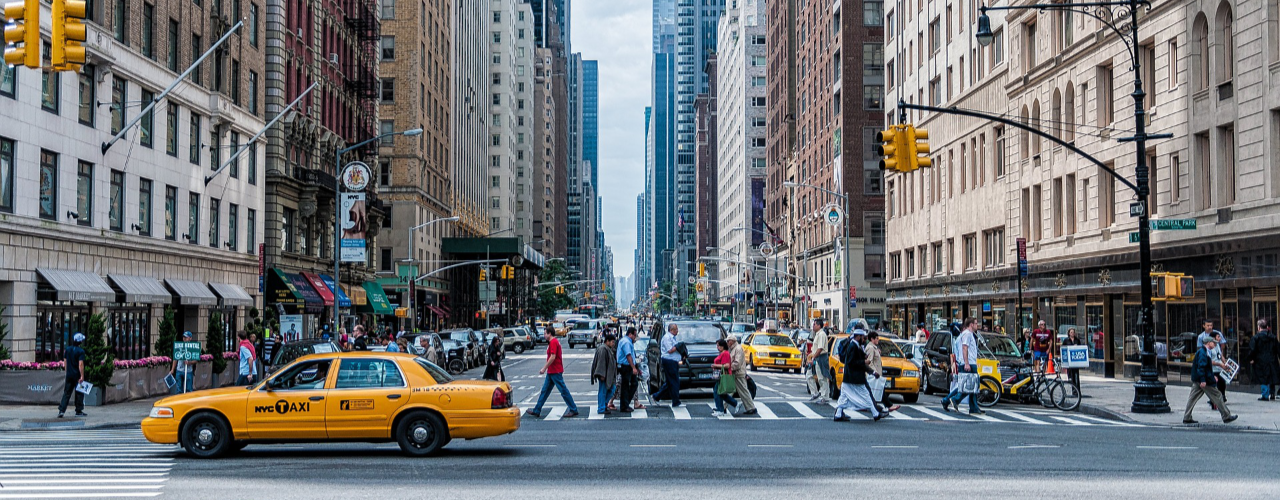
[1,0,264,362]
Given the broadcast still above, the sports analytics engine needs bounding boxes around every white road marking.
[629,444,676,448]
[871,445,919,449]
[788,401,824,419]
[747,444,793,448]
[708,403,734,419]
[1069,415,1141,426]
[990,409,1051,425]
[1008,444,1061,449]
[588,407,607,419]
[910,406,962,421]
[503,444,556,448]
[543,406,568,421]
[1136,446,1198,450]
[0,494,163,499]
[1050,416,1094,426]
[753,403,779,419]
[887,409,921,420]
[671,405,691,420]
[631,408,649,419]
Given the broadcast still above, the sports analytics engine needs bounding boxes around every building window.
[247,208,256,253]
[248,70,258,114]
[109,169,124,231]
[491,197,500,209]
[209,126,221,171]
[188,193,200,244]
[1024,20,1037,68]
[1096,65,1113,126]
[78,66,95,126]
[992,29,1004,65]
[380,120,394,145]
[142,3,155,58]
[0,137,12,213]
[189,112,202,165]
[381,36,395,60]
[190,34,202,85]
[282,208,295,252]
[380,248,393,272]
[865,0,883,25]
[963,234,978,270]
[983,227,1005,268]
[248,4,258,47]
[994,126,1006,177]
[906,249,916,278]
[751,97,766,107]
[139,89,154,147]
[933,243,944,274]
[381,0,394,19]
[42,46,60,113]
[167,19,179,71]
[248,142,257,185]
[227,203,238,251]
[208,198,220,248]
[113,0,128,43]
[137,178,152,236]
[866,214,885,246]
[229,131,240,178]
[381,78,394,102]
[864,85,883,109]
[166,103,179,156]
[75,161,93,226]
[379,159,390,186]
[0,59,15,98]
[164,185,176,240]
[230,60,240,104]
[39,150,59,220]
[111,78,127,134]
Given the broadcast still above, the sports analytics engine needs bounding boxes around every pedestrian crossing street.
[0,428,177,499]
[519,399,1143,427]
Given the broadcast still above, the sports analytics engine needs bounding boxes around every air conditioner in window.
[329,53,339,65]
[297,28,303,38]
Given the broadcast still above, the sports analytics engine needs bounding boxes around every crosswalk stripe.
[588,407,607,419]
[788,401,824,419]
[543,406,568,421]
[753,403,779,419]
[989,409,1052,425]
[1050,416,1094,426]
[631,408,648,419]
[910,406,963,421]
[887,409,920,420]
[671,405,691,420]
[1070,414,1140,426]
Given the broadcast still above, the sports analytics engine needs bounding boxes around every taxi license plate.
[774,359,786,365]
[698,372,717,380]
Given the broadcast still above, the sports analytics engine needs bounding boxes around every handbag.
[956,372,980,393]
[716,368,737,395]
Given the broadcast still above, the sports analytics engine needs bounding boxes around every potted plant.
[81,313,114,406]
[207,312,228,387]
[0,304,11,361]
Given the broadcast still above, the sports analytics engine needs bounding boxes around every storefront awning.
[361,282,395,315]
[209,282,254,307]
[301,273,335,307]
[267,269,304,306]
[427,305,449,318]
[106,274,171,304]
[320,275,352,308]
[341,284,368,306]
[164,279,219,306]
[37,268,116,302]
[284,272,325,313]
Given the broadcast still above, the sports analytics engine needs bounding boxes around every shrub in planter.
[207,312,228,375]
[154,307,178,358]
[0,304,10,360]
[83,313,115,389]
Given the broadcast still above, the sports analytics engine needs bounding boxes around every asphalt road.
[3,341,1278,500]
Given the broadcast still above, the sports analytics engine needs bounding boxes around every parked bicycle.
[976,365,1081,411]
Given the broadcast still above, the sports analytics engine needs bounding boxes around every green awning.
[360,282,395,315]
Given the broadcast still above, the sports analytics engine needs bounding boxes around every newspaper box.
[1059,345,1090,369]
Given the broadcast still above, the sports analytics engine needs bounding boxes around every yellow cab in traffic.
[826,333,922,403]
[142,351,519,458]
[743,332,803,373]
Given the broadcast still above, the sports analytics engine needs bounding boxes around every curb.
[7,420,141,431]
[1078,402,1135,423]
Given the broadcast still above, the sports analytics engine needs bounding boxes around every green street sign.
[173,341,202,361]
[1129,232,1141,244]
[1150,219,1196,230]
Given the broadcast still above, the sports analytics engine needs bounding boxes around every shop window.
[110,307,152,360]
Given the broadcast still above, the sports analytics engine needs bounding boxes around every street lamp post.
[784,181,850,329]
[406,216,460,333]
[333,128,423,333]
[975,0,1169,413]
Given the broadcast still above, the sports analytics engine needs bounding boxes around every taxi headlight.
[904,370,920,378]
[149,407,174,419]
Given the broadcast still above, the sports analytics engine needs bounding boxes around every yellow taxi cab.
[142,351,519,458]
[743,332,803,373]
[826,334,922,403]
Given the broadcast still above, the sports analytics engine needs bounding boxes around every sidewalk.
[1078,375,1280,431]
[0,396,161,431]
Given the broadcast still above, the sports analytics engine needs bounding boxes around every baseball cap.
[72,332,85,342]
[182,331,193,338]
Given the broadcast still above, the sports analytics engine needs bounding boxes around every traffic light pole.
[903,0,1172,413]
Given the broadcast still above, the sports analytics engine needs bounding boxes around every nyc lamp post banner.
[340,193,367,262]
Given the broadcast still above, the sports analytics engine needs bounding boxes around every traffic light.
[479,269,487,281]
[51,0,87,71]
[1153,273,1194,300]
[698,262,706,278]
[906,126,931,171]
[3,0,40,68]
[874,125,907,172]
[555,285,564,294]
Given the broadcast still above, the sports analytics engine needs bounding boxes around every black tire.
[447,359,466,375]
[568,343,575,349]
[513,344,525,354]
[180,412,233,459]
[922,366,940,395]
[1052,381,1082,411]
[902,393,920,404]
[829,370,841,399]
[977,376,1001,408]
[749,356,758,371]
[1037,380,1059,408]
[395,411,449,457]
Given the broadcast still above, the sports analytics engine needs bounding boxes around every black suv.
[920,329,1027,394]
[645,321,728,396]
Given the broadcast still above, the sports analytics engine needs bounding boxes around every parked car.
[442,329,483,369]
[270,338,342,372]
[533,326,549,343]
[502,327,536,353]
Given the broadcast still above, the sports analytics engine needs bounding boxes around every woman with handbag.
[710,339,739,417]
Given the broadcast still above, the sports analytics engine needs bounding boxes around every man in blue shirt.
[616,327,640,412]
[658,324,682,407]
[58,333,88,418]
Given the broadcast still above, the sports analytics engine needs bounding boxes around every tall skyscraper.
[453,0,490,236]
[583,60,600,187]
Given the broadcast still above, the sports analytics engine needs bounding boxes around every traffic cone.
[1046,353,1056,375]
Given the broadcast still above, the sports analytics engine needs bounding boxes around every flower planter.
[1,353,243,404]
[84,385,104,407]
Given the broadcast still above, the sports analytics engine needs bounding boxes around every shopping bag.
[716,370,737,395]
[869,376,886,401]
[957,372,980,394]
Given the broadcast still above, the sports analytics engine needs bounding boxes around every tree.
[82,313,115,388]
[207,312,228,375]
[154,307,178,358]
[0,305,10,360]
[245,307,264,341]
[535,259,576,318]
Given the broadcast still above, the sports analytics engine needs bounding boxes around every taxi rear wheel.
[180,413,232,459]
[396,411,448,457]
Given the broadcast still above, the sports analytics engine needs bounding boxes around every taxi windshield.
[752,335,795,347]
[877,340,905,358]
[979,334,1022,358]
[414,358,454,384]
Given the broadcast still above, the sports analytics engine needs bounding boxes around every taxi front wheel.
[180,413,232,458]
[396,411,449,457]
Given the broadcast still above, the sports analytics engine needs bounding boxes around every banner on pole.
[340,193,367,262]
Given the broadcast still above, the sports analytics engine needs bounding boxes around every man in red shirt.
[525,336,580,418]
[1031,320,1055,371]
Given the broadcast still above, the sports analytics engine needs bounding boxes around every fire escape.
[344,0,381,158]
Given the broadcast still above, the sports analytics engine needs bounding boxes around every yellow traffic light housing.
[1152,272,1194,301]
[874,126,905,172]
[907,126,931,171]
[698,262,706,277]
[479,269,488,281]
[3,0,40,68]
[51,0,87,71]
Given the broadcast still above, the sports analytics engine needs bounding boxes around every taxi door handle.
[309,396,325,401]
[387,394,402,400]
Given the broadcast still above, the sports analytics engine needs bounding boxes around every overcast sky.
[573,0,649,278]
